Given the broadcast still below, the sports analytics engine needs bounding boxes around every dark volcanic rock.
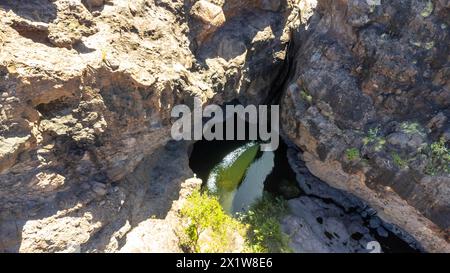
[281,0,449,252]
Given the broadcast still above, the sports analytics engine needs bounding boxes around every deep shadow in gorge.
[188,104,301,200]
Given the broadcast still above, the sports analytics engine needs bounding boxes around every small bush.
[400,122,424,136]
[392,152,408,169]
[300,90,313,104]
[179,190,246,253]
[363,127,380,145]
[421,1,434,17]
[240,194,291,253]
[363,127,386,152]
[180,191,291,253]
[346,148,360,161]
[425,138,450,175]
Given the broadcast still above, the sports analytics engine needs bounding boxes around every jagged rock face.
[281,0,449,252]
[0,0,448,253]
[0,0,295,252]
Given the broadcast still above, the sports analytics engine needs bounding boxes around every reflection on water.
[190,133,301,215]
[205,141,277,214]
[232,151,274,213]
[206,143,262,213]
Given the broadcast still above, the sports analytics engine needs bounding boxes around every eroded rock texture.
[0,0,295,252]
[0,0,448,253]
[281,0,449,252]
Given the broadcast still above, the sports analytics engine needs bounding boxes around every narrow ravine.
[189,113,419,253]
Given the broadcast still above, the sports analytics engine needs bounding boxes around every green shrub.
[346,148,360,161]
[392,152,408,169]
[363,127,386,151]
[300,90,313,104]
[421,1,434,17]
[363,127,380,145]
[240,194,291,253]
[179,190,246,253]
[425,138,450,175]
[180,190,291,253]
[400,122,424,136]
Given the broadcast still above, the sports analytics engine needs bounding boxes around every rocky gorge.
[0,0,448,253]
